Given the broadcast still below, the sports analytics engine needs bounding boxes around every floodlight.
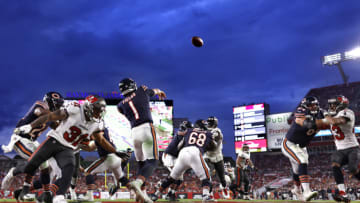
[322,53,341,65]
[344,47,360,60]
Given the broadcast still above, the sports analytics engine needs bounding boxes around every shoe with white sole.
[53,195,67,203]
[303,191,318,201]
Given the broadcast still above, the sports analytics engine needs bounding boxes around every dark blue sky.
[1,0,360,158]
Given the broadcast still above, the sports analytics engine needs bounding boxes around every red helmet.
[84,95,106,122]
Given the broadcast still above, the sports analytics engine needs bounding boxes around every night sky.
[1,0,360,159]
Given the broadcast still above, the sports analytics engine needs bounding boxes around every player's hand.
[115,151,130,160]
[158,91,166,100]
[14,124,32,135]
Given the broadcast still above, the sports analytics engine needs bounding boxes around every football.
[192,36,203,47]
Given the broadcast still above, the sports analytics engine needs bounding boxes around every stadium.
[1,1,360,203]
[1,80,360,203]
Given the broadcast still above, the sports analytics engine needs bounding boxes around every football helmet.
[179,120,193,131]
[194,119,208,130]
[328,95,349,116]
[43,92,64,111]
[301,96,319,115]
[83,95,106,122]
[207,116,218,129]
[118,78,137,96]
[242,143,250,153]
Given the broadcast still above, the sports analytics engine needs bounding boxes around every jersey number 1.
[129,101,139,120]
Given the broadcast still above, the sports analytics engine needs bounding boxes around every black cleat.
[150,193,159,201]
[109,185,119,196]
[332,193,350,203]
[42,191,53,203]
[19,186,34,201]
[14,189,22,201]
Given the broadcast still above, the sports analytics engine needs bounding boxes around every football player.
[281,96,328,201]
[325,95,360,203]
[117,78,166,203]
[151,120,192,201]
[156,120,215,201]
[15,95,117,203]
[232,143,255,200]
[1,92,64,203]
[203,116,229,199]
[80,128,130,201]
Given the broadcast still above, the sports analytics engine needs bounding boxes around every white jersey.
[330,108,359,150]
[47,102,104,150]
[204,127,224,162]
[236,149,250,168]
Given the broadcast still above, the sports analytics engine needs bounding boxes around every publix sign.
[266,112,292,150]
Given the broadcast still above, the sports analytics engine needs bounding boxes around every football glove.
[14,124,32,135]
[115,151,130,160]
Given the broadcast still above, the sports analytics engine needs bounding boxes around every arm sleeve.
[338,109,354,122]
[142,85,155,97]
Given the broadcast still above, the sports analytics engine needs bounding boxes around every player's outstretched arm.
[93,131,116,153]
[323,115,347,125]
[15,109,68,135]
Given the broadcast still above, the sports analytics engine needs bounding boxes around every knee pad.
[298,164,308,176]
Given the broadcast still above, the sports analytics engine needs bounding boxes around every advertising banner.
[266,112,292,150]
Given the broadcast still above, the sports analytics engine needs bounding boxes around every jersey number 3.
[188,132,207,147]
[63,126,89,146]
[331,126,345,140]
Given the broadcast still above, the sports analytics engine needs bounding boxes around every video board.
[233,103,267,153]
[64,100,173,151]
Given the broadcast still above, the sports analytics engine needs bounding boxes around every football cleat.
[150,193,159,202]
[291,187,303,201]
[202,194,216,202]
[53,195,67,203]
[69,187,77,200]
[109,184,119,196]
[129,180,147,203]
[13,189,22,201]
[19,186,35,201]
[303,191,318,202]
[221,187,230,199]
[332,191,350,203]
[1,167,15,190]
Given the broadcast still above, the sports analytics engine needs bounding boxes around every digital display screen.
[233,103,267,152]
[64,100,173,151]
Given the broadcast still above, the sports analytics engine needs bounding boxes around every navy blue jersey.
[96,128,116,157]
[165,132,185,157]
[285,107,325,147]
[16,101,49,141]
[117,85,155,128]
[183,128,213,154]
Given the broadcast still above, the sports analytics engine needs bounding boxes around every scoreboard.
[233,103,267,153]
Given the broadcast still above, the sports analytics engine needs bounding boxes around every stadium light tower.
[321,46,360,86]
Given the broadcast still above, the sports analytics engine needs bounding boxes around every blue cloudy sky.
[1,0,360,158]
